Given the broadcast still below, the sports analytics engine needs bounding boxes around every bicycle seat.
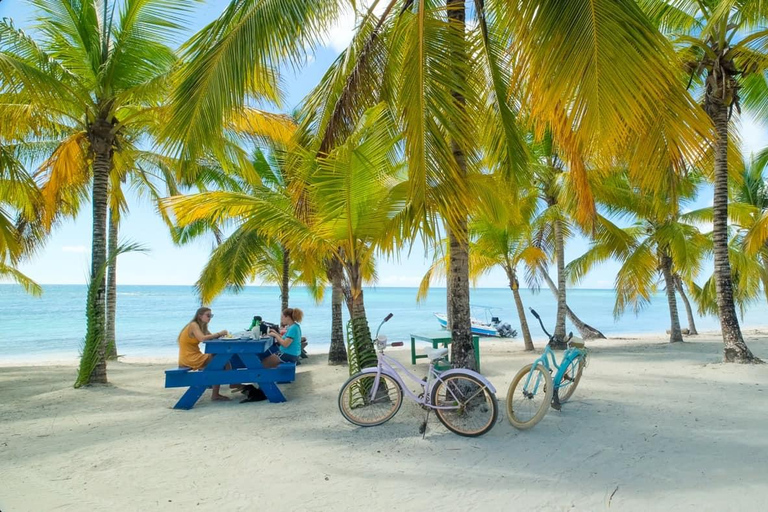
[426,347,449,362]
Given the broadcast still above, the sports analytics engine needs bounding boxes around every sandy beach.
[1,332,767,511]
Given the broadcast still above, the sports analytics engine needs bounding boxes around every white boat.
[433,310,516,338]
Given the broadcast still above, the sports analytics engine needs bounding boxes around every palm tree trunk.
[505,266,533,351]
[446,0,475,370]
[705,85,761,363]
[345,261,374,367]
[674,276,698,336]
[105,209,118,360]
[280,245,290,315]
[327,259,347,365]
[539,264,606,339]
[83,119,112,385]
[553,218,567,347]
[660,252,683,343]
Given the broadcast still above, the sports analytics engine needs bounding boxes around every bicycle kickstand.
[420,410,431,438]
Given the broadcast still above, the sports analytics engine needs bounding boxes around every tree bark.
[674,276,698,336]
[660,251,683,343]
[539,265,606,339]
[505,265,534,351]
[280,245,290,316]
[327,259,347,365]
[446,0,475,370]
[105,209,118,360]
[705,73,762,363]
[552,218,567,347]
[84,117,113,384]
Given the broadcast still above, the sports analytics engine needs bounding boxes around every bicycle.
[506,308,588,430]
[338,313,499,437]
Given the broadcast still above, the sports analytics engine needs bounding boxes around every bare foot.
[211,394,231,401]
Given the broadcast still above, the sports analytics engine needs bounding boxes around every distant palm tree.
[569,172,709,343]
[641,0,768,362]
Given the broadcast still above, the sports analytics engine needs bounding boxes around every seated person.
[178,307,231,401]
[260,307,303,368]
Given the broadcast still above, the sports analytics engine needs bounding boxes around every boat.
[433,307,516,338]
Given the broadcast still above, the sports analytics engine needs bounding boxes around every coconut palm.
[417,182,544,351]
[569,172,709,343]
[166,104,404,368]
[0,0,199,384]
[166,0,710,369]
[640,0,768,362]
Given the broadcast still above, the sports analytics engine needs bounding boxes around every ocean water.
[2,284,768,362]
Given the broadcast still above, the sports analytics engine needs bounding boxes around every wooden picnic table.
[409,332,481,371]
[165,336,296,410]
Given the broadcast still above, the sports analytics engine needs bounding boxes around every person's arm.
[269,329,294,348]
[189,322,227,342]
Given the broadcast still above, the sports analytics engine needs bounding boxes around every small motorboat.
[434,310,516,338]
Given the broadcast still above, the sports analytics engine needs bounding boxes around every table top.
[410,332,480,342]
[204,336,273,354]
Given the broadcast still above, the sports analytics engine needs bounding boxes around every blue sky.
[3,0,768,288]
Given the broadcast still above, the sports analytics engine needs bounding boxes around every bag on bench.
[239,384,267,403]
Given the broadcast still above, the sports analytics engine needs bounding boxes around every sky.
[2,0,768,288]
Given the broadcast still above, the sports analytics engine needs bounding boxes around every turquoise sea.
[2,284,768,363]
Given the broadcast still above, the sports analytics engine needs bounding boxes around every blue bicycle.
[506,308,588,429]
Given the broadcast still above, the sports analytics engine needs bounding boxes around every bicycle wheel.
[558,355,585,403]
[338,372,403,427]
[430,373,498,437]
[506,363,553,430]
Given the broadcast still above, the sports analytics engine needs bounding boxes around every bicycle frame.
[524,344,586,391]
[523,308,587,393]
[357,349,496,411]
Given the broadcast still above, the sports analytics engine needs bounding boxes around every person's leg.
[201,355,231,401]
[261,353,281,369]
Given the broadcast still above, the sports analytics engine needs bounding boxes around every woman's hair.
[191,307,212,335]
[282,307,304,323]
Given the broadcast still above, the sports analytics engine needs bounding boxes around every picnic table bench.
[409,332,481,371]
[165,337,296,410]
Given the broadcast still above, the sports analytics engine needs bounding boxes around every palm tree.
[166,0,711,369]
[569,172,709,343]
[166,104,403,367]
[417,181,544,351]
[0,0,195,384]
[641,0,768,362]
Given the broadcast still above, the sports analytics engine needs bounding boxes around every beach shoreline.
[4,326,768,368]
[2,332,767,511]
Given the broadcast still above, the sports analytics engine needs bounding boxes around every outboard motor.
[491,317,517,338]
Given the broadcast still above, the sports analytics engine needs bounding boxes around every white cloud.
[323,1,388,53]
[62,245,87,254]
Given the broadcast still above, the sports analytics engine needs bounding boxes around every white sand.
[1,332,767,511]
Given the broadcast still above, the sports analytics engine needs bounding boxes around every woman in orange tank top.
[178,307,230,401]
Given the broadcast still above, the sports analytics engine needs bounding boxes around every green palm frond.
[167,0,342,159]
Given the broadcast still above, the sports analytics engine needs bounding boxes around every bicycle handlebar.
[529,308,552,340]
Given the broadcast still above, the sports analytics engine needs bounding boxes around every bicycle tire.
[558,355,585,403]
[506,363,553,430]
[338,372,403,427]
[430,372,498,437]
